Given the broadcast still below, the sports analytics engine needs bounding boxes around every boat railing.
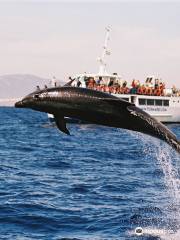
[69,75,180,97]
[84,83,180,98]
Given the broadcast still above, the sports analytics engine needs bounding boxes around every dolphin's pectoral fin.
[54,115,70,135]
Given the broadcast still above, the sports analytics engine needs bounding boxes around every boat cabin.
[70,73,122,88]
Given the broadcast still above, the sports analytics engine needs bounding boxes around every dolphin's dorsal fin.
[54,115,70,135]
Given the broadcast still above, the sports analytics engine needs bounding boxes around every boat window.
[139,99,146,105]
[163,100,169,106]
[147,99,154,105]
[155,99,162,106]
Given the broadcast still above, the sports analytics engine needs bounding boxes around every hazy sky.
[1,1,180,87]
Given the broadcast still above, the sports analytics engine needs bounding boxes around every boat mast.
[98,27,111,75]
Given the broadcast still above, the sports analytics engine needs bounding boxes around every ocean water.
[0,107,180,240]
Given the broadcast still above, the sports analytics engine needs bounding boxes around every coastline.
[0,98,21,107]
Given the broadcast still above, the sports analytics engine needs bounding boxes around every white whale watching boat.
[48,28,180,123]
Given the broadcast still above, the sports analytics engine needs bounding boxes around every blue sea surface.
[0,107,180,240]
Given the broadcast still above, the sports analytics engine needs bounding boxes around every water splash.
[154,144,180,239]
[155,146,180,205]
[128,130,180,204]
[126,130,180,238]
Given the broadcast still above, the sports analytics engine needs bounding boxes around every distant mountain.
[0,74,49,98]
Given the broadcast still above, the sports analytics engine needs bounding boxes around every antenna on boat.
[98,27,111,75]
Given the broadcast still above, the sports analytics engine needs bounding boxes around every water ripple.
[0,107,179,239]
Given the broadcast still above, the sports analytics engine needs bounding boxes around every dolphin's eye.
[34,94,39,99]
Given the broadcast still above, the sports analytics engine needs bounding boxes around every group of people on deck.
[85,76,166,96]
[35,75,180,97]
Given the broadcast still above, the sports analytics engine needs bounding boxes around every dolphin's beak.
[15,100,25,108]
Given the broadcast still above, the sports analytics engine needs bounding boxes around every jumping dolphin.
[15,86,180,153]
